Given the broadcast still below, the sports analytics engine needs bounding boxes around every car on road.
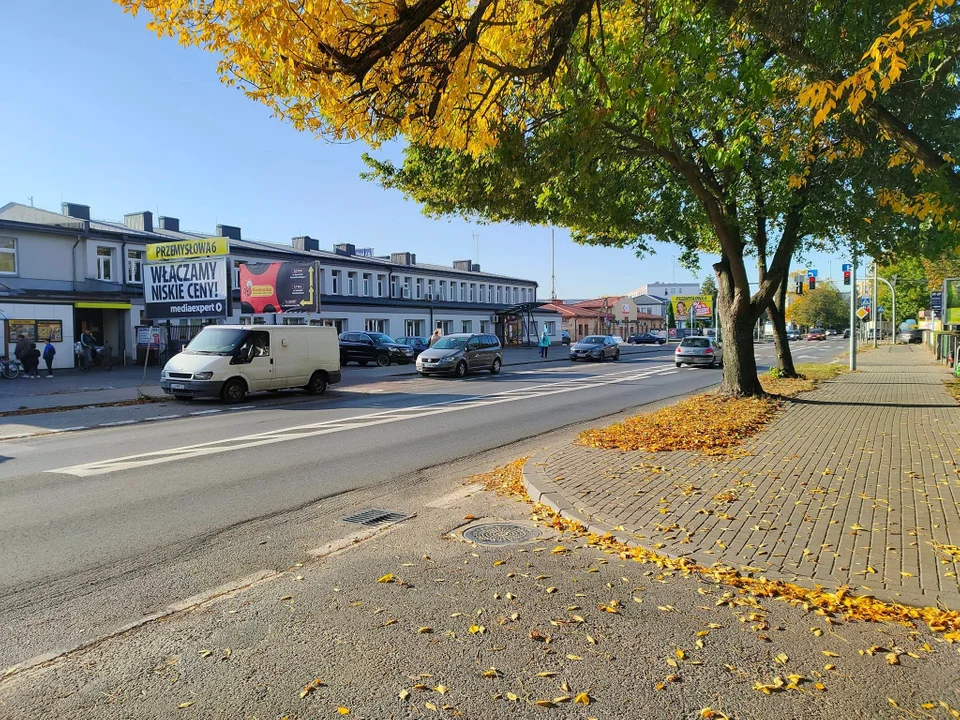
[608,334,626,344]
[674,336,723,368]
[786,330,802,341]
[627,332,666,345]
[843,329,851,339]
[339,331,414,366]
[416,332,502,377]
[806,328,826,341]
[897,329,922,344]
[394,336,430,357]
[569,335,620,362]
[160,325,341,403]
[561,330,571,345]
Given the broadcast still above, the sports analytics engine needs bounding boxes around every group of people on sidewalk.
[13,335,56,378]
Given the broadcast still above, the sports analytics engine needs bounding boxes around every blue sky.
[0,1,844,298]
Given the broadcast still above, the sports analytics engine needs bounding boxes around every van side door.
[235,330,276,390]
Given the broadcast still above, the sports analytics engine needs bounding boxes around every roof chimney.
[391,252,416,265]
[123,211,153,233]
[334,243,356,256]
[294,236,320,252]
[216,224,241,241]
[472,263,480,272]
[453,259,473,271]
[61,202,90,221]
[158,216,180,232]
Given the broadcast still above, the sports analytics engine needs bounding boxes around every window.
[439,280,446,300]
[467,336,481,351]
[96,246,114,281]
[460,284,466,302]
[377,274,385,297]
[236,330,270,361]
[320,318,346,332]
[362,273,371,296]
[438,320,453,334]
[391,276,399,298]
[487,286,493,303]
[126,249,143,284]
[480,321,489,334]
[461,320,472,333]
[405,319,425,336]
[0,237,17,274]
[234,260,243,289]
[428,279,436,298]
[469,284,476,302]
[282,316,305,325]
[449,281,456,301]
[416,278,424,299]
[347,272,357,295]
[544,321,557,335]
[403,276,412,298]
[331,270,341,294]
[365,318,388,333]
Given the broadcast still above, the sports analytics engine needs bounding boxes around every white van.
[160,325,341,403]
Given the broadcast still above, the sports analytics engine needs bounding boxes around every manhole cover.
[462,522,542,546]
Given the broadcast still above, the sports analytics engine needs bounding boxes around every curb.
[521,451,943,611]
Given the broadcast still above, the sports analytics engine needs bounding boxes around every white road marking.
[425,483,484,508]
[189,409,223,416]
[49,364,678,477]
[98,420,136,427]
[142,415,183,422]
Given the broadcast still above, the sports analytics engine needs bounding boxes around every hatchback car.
[394,336,430,357]
[786,330,802,341]
[569,335,620,361]
[674,336,723,368]
[897,329,922,344]
[806,328,826,341]
[416,333,502,377]
[627,332,666,345]
[338,331,414,366]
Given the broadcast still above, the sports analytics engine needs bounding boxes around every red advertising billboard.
[239,262,318,314]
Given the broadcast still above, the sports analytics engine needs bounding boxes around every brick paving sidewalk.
[525,345,960,607]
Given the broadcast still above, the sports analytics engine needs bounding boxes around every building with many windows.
[627,282,702,300]
[0,201,557,365]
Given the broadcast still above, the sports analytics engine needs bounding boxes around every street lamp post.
[849,254,857,371]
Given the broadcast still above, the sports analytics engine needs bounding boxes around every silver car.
[416,333,502,377]
[675,336,723,368]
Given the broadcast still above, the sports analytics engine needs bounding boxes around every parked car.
[843,329,851,339]
[338,331,414,366]
[674,336,723,368]
[825,328,838,336]
[786,330,802,341]
[570,335,620,361]
[866,328,889,340]
[608,334,626,344]
[627,332,666,345]
[806,328,826,341]
[394,336,430,357]
[415,333,502,377]
[561,330,571,345]
[160,325,341,403]
[897,329,922,344]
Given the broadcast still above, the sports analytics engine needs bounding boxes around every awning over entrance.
[74,302,132,310]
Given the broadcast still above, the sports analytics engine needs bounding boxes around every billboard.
[145,257,229,320]
[239,262,318,314]
[146,237,229,262]
[945,278,960,325]
[670,294,713,320]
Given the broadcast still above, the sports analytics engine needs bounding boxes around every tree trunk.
[768,275,798,377]
[715,258,765,397]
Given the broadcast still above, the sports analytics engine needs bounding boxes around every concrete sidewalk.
[0,342,665,415]
[524,345,960,608]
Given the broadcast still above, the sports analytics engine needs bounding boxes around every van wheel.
[221,378,246,404]
[306,371,327,395]
[490,357,502,374]
[455,361,467,378]
[376,353,391,367]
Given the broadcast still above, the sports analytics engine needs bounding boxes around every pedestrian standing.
[42,338,56,377]
[22,342,41,378]
[539,327,551,358]
[14,334,28,366]
[80,329,95,368]
[429,328,443,347]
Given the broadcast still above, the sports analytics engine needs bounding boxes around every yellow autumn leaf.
[435,685,449,694]
[774,652,788,665]
[469,625,485,635]
[482,668,501,678]
[545,587,557,594]
[425,701,437,711]
[551,545,570,554]
[337,708,350,716]
[566,654,583,661]
[534,699,557,708]
[822,651,840,657]
[377,573,395,584]
[177,702,194,709]
[886,653,899,665]
[574,692,592,706]
[536,671,557,677]
[418,626,433,634]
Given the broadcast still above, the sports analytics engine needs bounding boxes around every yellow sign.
[146,237,229,262]
[671,294,713,319]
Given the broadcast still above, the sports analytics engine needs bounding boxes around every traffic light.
[808,275,816,291]
[795,279,803,295]
[843,269,851,285]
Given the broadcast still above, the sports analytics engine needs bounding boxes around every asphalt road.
[0,338,844,670]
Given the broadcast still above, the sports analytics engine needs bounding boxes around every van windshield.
[184,328,248,355]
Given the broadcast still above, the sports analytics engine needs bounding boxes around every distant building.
[540,301,606,341]
[631,293,667,317]
[570,296,665,339]
[627,282,701,299]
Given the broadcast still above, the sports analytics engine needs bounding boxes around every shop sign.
[144,257,229,319]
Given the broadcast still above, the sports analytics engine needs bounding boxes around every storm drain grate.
[341,508,409,527]
[462,522,542,546]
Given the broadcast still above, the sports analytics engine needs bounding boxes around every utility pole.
[849,253,857,371]
[550,228,556,301]
[873,258,879,348]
